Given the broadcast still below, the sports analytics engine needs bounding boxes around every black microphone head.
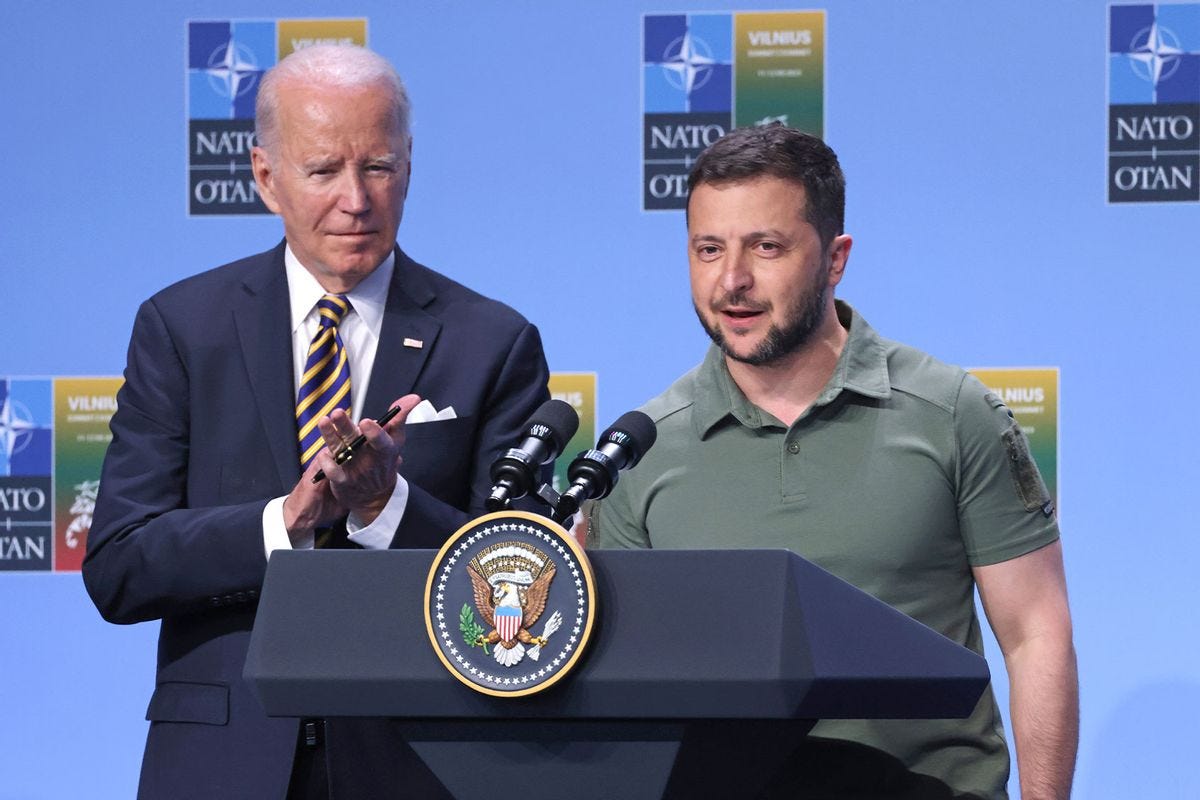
[600,410,657,467]
[527,399,580,454]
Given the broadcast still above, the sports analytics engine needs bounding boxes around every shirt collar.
[692,300,892,438]
[284,245,395,336]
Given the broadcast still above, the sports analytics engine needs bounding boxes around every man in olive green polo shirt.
[592,125,1077,800]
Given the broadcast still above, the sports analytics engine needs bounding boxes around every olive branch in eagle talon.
[460,604,489,654]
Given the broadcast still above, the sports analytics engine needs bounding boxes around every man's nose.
[338,171,371,215]
[720,250,753,294]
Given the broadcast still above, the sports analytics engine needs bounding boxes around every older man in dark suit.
[83,43,549,799]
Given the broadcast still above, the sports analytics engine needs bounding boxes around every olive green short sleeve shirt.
[592,301,1060,799]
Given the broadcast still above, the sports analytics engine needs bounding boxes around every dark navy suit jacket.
[83,242,550,799]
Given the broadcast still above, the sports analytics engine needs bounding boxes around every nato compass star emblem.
[660,32,717,94]
[0,395,37,470]
[205,40,261,102]
[1126,20,1187,90]
[424,511,596,697]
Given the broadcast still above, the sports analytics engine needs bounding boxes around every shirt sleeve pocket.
[1001,421,1054,516]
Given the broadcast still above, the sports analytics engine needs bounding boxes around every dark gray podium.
[244,549,989,799]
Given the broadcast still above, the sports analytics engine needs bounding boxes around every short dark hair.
[687,124,845,248]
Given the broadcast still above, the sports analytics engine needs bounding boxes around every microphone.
[555,410,657,521]
[486,399,579,511]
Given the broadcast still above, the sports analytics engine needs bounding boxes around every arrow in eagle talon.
[526,611,563,661]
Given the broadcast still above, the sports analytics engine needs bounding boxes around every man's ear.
[251,147,282,215]
[826,234,853,288]
[403,137,413,200]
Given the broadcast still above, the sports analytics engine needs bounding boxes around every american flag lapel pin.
[403,337,424,349]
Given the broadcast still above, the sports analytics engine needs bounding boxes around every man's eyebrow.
[740,228,788,242]
[690,229,790,245]
[301,155,342,171]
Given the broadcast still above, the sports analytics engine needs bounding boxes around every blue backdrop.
[2,2,1197,797]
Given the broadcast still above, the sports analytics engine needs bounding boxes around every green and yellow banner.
[548,373,597,494]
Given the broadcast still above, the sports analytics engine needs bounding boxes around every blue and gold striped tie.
[296,294,352,469]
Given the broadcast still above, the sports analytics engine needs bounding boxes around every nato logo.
[187,20,276,215]
[1108,4,1200,202]
[643,14,733,210]
[645,14,733,114]
[0,378,53,570]
[640,11,826,210]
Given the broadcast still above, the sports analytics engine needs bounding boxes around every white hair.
[254,43,411,155]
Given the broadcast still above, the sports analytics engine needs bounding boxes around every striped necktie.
[296,294,352,469]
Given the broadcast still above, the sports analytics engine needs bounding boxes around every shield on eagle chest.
[495,606,522,643]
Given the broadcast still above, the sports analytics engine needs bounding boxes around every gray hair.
[254,43,411,155]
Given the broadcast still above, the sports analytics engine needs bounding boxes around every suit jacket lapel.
[362,248,443,417]
[232,242,301,489]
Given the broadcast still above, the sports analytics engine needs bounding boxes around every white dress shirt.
[261,245,409,556]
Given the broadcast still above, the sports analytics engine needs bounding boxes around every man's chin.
[302,250,391,291]
[719,343,770,365]
[330,247,390,273]
[696,308,769,363]
[707,328,768,364]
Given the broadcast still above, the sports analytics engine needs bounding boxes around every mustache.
[711,292,770,312]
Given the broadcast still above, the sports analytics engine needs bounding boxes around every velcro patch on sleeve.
[1001,421,1054,517]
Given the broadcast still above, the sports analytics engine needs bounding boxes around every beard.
[695,260,831,367]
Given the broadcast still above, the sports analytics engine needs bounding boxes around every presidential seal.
[424,510,596,697]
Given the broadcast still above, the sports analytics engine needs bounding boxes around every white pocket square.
[407,399,457,424]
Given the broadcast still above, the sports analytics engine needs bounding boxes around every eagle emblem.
[424,511,596,697]
[467,542,562,667]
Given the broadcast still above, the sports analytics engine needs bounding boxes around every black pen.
[311,404,404,484]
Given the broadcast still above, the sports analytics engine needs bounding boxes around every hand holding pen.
[312,402,405,484]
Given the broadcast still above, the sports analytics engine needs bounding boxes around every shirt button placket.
[781,435,806,501]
